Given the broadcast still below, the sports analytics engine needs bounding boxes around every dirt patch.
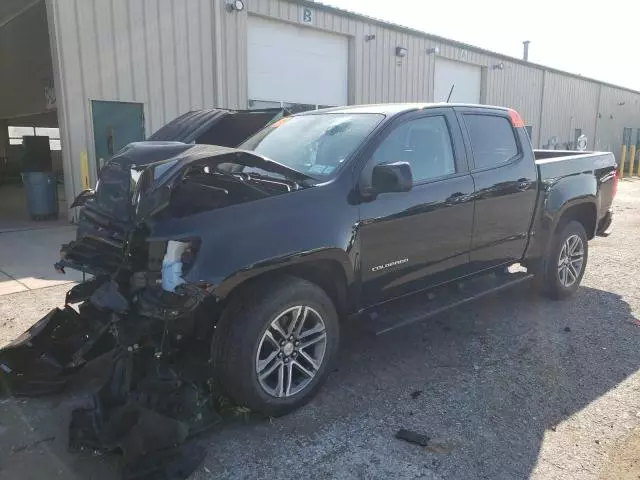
[601,427,640,480]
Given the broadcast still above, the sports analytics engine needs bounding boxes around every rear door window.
[463,114,519,169]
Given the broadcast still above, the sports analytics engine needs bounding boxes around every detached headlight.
[161,238,200,292]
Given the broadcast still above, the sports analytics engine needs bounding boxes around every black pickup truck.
[6,105,618,420]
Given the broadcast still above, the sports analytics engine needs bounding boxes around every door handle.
[516,178,531,191]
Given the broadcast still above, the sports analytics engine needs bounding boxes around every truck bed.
[531,149,617,239]
[534,150,617,180]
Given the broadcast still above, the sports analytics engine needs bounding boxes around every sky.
[323,0,640,91]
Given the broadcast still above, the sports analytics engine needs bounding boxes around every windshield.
[239,113,384,179]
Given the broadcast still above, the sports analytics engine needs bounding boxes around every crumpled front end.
[0,272,220,479]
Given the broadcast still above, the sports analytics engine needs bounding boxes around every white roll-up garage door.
[434,58,482,104]
[247,16,349,108]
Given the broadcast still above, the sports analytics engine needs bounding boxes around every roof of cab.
[299,103,509,117]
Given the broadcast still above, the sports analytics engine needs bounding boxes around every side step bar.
[367,271,534,336]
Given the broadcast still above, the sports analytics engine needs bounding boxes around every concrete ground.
[0,225,82,297]
[1,181,640,479]
[0,183,70,233]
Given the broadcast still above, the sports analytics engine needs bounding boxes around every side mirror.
[70,189,95,208]
[371,162,413,194]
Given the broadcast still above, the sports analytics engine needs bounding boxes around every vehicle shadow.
[192,283,640,479]
[330,284,640,479]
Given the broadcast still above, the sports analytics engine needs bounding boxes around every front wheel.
[536,220,588,299]
[212,276,340,417]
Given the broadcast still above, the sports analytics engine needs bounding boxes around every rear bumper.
[596,210,613,237]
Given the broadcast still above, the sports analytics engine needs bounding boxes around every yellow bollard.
[620,144,627,178]
[630,145,637,178]
[80,150,90,190]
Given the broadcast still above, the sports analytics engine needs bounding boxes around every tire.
[536,220,589,300]
[212,275,340,417]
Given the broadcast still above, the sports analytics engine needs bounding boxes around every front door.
[359,109,475,306]
[91,101,145,174]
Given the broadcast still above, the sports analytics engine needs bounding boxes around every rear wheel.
[536,220,588,299]
[213,276,340,417]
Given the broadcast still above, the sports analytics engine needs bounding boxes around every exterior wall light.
[492,62,505,70]
[396,47,408,57]
[227,0,245,12]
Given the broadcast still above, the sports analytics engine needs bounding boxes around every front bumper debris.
[0,276,218,480]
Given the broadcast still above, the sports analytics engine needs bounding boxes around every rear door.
[359,108,475,306]
[457,108,538,270]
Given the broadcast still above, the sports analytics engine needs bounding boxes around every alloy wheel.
[255,306,327,398]
[557,234,585,287]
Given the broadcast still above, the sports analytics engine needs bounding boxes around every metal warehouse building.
[1,0,639,223]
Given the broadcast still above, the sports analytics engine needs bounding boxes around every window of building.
[248,100,336,112]
[464,114,518,169]
[7,126,61,151]
[372,116,456,183]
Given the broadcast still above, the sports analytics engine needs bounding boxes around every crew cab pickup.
[57,103,618,416]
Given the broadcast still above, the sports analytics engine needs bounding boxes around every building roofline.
[294,0,640,96]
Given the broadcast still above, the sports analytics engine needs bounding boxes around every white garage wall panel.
[247,16,348,107]
[434,57,481,104]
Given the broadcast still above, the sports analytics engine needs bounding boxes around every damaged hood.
[92,142,311,223]
[59,143,312,276]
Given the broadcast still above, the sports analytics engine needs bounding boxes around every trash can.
[21,172,59,220]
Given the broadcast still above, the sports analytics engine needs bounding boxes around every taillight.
[612,170,619,199]
[507,109,525,128]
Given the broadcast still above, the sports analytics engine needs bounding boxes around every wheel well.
[221,260,349,321]
[557,203,597,239]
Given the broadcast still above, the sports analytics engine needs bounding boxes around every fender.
[210,247,355,300]
[145,177,360,303]
[527,173,598,260]
[545,174,597,221]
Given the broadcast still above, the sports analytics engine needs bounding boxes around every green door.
[91,101,145,172]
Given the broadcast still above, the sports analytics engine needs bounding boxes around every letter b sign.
[301,7,313,24]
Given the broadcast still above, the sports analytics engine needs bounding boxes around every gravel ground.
[2,181,640,480]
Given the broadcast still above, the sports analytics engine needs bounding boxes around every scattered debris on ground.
[395,429,454,454]
[395,428,430,447]
[0,277,222,479]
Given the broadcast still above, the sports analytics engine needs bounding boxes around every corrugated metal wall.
[48,0,223,204]
[596,86,640,154]
[47,0,640,214]
[539,72,600,150]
